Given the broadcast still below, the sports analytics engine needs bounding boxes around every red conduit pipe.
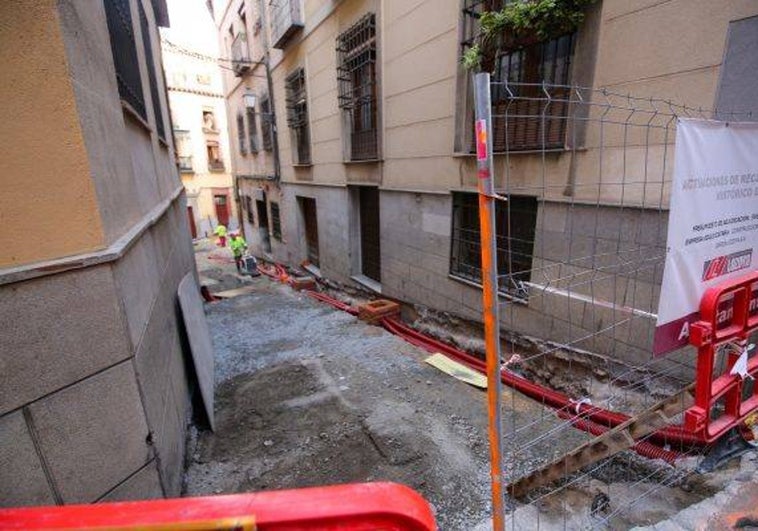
[380,315,704,448]
[259,263,702,449]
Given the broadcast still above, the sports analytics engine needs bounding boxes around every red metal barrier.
[686,271,758,443]
[0,482,436,530]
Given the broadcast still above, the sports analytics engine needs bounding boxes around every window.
[137,1,166,141]
[174,129,192,171]
[237,113,247,155]
[270,202,282,240]
[285,68,311,164]
[450,192,537,297]
[206,142,224,171]
[246,107,259,153]
[202,110,217,132]
[103,0,146,119]
[337,13,378,161]
[245,196,255,224]
[461,1,574,152]
[260,94,273,151]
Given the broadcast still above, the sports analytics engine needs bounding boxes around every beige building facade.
[1,0,197,506]
[212,0,758,368]
[162,21,237,238]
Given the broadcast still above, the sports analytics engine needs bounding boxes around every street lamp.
[243,92,257,109]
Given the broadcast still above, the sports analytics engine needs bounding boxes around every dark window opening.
[237,113,247,155]
[299,197,319,266]
[207,142,224,171]
[103,0,146,119]
[137,1,166,140]
[260,94,273,151]
[245,196,255,224]
[271,202,282,241]
[450,192,537,297]
[461,1,574,152]
[337,13,378,161]
[246,107,259,153]
[285,68,311,164]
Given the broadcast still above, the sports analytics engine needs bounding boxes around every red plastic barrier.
[0,482,436,531]
[686,271,758,443]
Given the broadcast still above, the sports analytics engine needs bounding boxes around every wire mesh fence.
[474,79,754,528]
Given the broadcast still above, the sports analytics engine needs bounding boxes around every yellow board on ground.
[214,286,257,298]
[424,353,487,389]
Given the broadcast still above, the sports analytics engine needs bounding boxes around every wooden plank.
[214,286,257,299]
[508,384,695,498]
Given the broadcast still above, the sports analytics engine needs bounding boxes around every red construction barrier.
[685,270,758,443]
[0,482,436,530]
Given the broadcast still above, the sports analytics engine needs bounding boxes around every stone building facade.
[212,0,758,369]
[0,0,196,506]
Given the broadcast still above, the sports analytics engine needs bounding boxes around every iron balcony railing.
[208,160,225,172]
[231,32,251,76]
[270,0,304,49]
[177,155,193,172]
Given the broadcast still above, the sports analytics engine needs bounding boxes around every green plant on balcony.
[462,0,596,72]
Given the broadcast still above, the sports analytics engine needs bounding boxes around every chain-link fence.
[471,75,754,529]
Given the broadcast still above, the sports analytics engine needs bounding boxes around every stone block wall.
[0,202,195,506]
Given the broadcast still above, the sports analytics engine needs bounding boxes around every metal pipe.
[474,72,505,531]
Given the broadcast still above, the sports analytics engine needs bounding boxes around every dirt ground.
[186,240,753,529]
[188,241,494,529]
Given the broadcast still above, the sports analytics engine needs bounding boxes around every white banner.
[654,119,758,355]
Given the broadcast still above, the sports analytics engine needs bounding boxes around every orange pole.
[474,72,505,530]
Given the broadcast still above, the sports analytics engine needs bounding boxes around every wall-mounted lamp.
[243,92,257,109]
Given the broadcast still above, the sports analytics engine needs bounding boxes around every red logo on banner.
[702,249,753,281]
[475,119,487,161]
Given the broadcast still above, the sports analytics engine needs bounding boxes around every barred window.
[137,1,166,141]
[450,192,537,297]
[260,94,273,151]
[461,1,574,152]
[236,113,247,155]
[103,0,146,119]
[246,107,259,153]
[285,68,311,165]
[270,202,282,240]
[336,13,378,161]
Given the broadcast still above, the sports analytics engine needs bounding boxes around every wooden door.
[256,199,271,254]
[187,206,198,239]
[301,197,319,266]
[359,187,381,282]
[214,194,230,226]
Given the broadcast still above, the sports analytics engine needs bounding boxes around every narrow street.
[186,241,492,529]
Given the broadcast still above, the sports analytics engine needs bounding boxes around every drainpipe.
[258,0,281,182]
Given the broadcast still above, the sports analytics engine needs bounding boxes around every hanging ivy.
[463,0,597,71]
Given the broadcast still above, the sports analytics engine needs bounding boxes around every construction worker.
[214,224,227,247]
[230,232,248,272]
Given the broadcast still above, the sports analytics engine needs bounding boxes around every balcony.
[231,32,251,76]
[208,160,226,172]
[177,155,193,173]
[270,0,304,49]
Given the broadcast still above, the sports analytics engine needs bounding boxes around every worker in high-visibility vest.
[214,224,227,247]
[230,232,248,272]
